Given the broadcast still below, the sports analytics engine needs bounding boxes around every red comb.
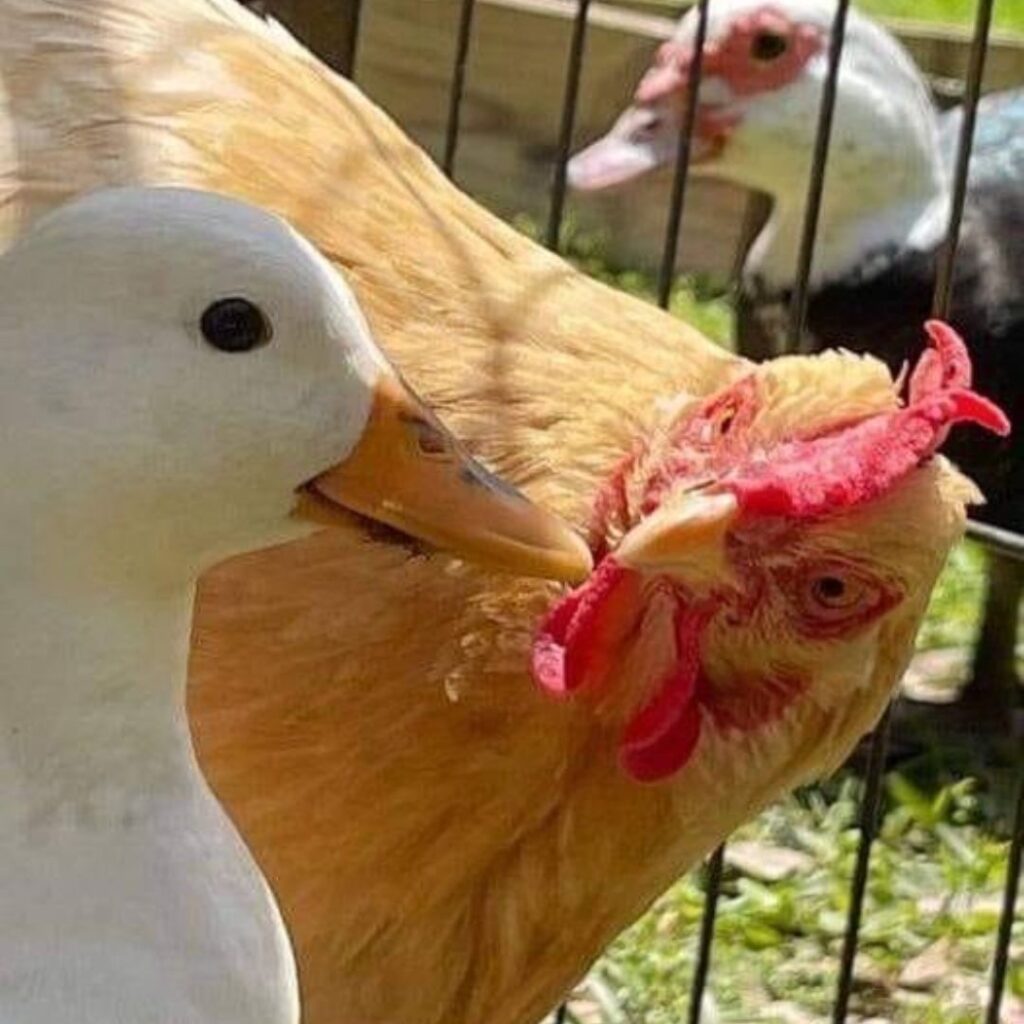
[909,320,973,399]
[727,321,1010,520]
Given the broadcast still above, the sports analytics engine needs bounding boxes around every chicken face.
[534,323,1009,782]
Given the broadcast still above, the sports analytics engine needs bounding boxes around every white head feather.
[0,186,389,584]
[570,0,948,293]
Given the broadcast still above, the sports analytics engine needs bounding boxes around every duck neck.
[0,574,195,817]
[746,188,949,299]
[742,126,949,298]
[0,552,299,1023]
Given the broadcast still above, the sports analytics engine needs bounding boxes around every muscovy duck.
[569,0,1024,729]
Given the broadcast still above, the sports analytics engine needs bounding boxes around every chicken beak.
[295,372,593,583]
[615,490,739,583]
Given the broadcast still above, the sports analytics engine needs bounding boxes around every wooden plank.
[253,0,1024,277]
[243,0,361,72]
[274,0,754,275]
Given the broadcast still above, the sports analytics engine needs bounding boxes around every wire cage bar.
[546,0,593,252]
[341,0,364,78]
[987,770,1024,1024]
[657,0,712,309]
[969,520,1024,563]
[442,0,477,178]
[295,0,1021,1020]
[831,704,893,1023]
[787,0,852,352]
[686,845,726,1024]
[933,0,996,318]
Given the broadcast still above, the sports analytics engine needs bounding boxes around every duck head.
[0,187,592,586]
[569,0,947,292]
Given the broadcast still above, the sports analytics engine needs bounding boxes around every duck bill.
[296,372,592,583]
[567,129,665,191]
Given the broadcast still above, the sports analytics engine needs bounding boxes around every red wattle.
[531,558,642,697]
[619,668,702,783]
[532,586,588,697]
[618,606,708,783]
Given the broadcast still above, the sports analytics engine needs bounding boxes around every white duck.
[0,185,590,1024]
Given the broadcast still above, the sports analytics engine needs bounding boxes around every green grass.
[545,534,1020,1023]
[605,0,1024,33]
[858,0,1024,32]
[584,775,1019,1024]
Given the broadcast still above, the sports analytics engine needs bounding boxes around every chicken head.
[535,322,1008,783]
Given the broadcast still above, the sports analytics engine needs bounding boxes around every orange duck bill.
[295,371,592,583]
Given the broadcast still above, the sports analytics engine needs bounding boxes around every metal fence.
[256,1,1022,1020]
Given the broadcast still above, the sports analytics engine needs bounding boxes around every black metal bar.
[931,0,995,317]
[442,0,478,178]
[656,0,712,310]
[966,520,1024,563]
[934,29,1018,1024]
[787,0,852,352]
[341,0,365,80]
[545,0,593,252]
[687,845,725,1024]
[832,704,893,1024]
[985,769,1024,1024]
[731,192,770,286]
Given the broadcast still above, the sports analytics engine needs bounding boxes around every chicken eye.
[751,31,789,62]
[811,574,859,609]
[200,297,272,353]
[787,559,903,639]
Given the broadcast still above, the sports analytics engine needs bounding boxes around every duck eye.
[200,297,272,353]
[751,31,788,61]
